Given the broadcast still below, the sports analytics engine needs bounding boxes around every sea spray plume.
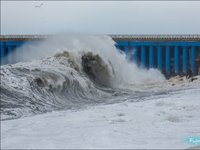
[54,51,81,71]
[13,34,165,86]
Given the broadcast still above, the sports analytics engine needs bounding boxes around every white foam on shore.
[2,86,200,149]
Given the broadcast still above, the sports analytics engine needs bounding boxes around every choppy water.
[1,35,198,121]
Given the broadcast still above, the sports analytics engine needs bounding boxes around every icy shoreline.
[1,87,200,149]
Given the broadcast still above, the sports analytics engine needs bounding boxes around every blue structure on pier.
[114,35,200,77]
[1,35,200,77]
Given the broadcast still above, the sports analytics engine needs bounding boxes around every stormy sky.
[1,1,200,35]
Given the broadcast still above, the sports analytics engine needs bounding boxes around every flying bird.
[35,3,44,8]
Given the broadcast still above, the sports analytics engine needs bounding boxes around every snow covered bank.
[1,87,200,149]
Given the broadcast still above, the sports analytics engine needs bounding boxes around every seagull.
[35,3,44,8]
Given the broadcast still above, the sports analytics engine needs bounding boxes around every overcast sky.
[1,1,200,35]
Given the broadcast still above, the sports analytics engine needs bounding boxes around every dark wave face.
[81,52,115,87]
[0,51,125,120]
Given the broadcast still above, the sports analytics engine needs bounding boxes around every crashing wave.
[0,51,117,120]
[0,35,166,120]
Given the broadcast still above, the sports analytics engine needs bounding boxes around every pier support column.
[141,46,146,68]
[14,46,18,64]
[115,43,120,50]
[1,43,5,65]
[124,46,129,60]
[174,46,179,75]
[149,46,154,68]
[12,46,18,63]
[132,47,138,64]
[190,47,196,75]
[157,46,162,71]
[183,46,188,74]
[166,46,171,76]
[7,46,13,64]
[199,47,200,59]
